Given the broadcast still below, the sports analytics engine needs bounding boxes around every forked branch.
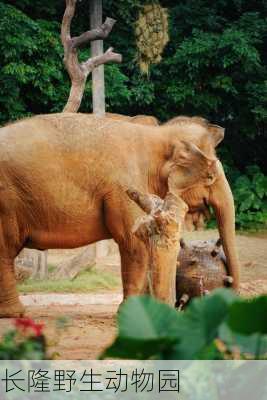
[61,0,122,113]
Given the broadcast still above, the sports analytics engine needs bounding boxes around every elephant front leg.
[119,242,149,299]
[104,192,150,300]
[0,257,25,317]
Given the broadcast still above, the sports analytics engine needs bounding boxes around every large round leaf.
[219,323,267,357]
[171,289,236,359]
[102,290,237,360]
[227,296,267,335]
[101,295,182,359]
[117,295,181,339]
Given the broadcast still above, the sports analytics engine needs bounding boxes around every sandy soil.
[0,231,266,360]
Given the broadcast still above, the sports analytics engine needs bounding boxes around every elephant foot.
[0,301,25,318]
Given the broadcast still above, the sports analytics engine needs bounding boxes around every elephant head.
[163,116,240,290]
[180,161,240,289]
[165,140,218,193]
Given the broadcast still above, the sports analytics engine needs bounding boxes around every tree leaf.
[170,289,237,359]
[227,296,267,335]
[219,323,267,357]
[117,295,181,340]
[101,295,182,359]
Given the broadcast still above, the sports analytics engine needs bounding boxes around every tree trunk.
[63,78,86,113]
[127,189,188,305]
[90,0,105,116]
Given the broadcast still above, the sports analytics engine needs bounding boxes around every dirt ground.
[0,230,266,359]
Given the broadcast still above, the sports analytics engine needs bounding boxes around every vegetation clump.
[102,289,267,360]
[0,318,46,359]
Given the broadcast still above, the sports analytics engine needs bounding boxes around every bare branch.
[61,0,81,86]
[61,0,122,113]
[61,0,77,50]
[82,47,122,74]
[72,17,116,48]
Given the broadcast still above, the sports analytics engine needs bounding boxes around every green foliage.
[0,3,67,121]
[0,0,266,192]
[84,64,131,112]
[0,2,130,122]
[170,290,235,359]
[227,296,267,335]
[207,164,267,230]
[232,165,267,230]
[102,290,267,360]
[101,296,182,359]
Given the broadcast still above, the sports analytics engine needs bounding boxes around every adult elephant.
[0,113,239,317]
[165,116,240,284]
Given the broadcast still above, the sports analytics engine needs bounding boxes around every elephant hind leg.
[0,257,25,317]
[0,216,25,317]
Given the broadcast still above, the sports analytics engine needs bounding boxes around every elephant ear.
[171,140,216,169]
[168,140,217,193]
[208,124,225,147]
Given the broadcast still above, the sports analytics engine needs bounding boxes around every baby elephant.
[176,238,233,309]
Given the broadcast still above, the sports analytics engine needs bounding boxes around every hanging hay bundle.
[135,2,169,74]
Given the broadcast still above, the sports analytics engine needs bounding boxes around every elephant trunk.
[208,162,240,290]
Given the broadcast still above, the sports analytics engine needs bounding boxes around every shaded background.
[0,0,266,228]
